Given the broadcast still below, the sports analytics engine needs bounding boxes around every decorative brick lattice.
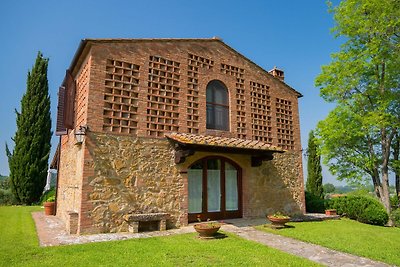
[276,98,294,150]
[250,81,272,143]
[187,54,214,133]
[221,64,247,139]
[75,58,90,127]
[220,63,244,78]
[235,78,246,138]
[147,56,180,137]
[103,59,140,134]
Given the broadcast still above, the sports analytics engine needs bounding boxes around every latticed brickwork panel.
[187,54,214,134]
[220,63,247,139]
[250,81,272,143]
[147,56,181,137]
[276,98,294,150]
[75,58,90,127]
[103,59,140,134]
[220,63,244,78]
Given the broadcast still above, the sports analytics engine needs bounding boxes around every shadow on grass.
[264,224,295,230]
[195,232,228,240]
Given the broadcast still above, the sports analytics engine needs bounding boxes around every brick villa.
[53,38,305,234]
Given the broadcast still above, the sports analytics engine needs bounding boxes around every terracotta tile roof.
[165,132,284,153]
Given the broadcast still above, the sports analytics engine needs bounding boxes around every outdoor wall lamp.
[74,125,88,145]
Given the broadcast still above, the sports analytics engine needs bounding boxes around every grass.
[256,218,400,266]
[0,206,319,267]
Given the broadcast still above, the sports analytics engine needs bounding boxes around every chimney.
[268,66,284,81]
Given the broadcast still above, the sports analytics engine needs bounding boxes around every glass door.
[207,159,221,212]
[225,162,238,211]
[188,157,242,222]
[188,161,203,214]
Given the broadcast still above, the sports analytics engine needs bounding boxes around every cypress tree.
[6,52,52,205]
[306,130,323,199]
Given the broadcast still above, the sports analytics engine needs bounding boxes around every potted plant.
[325,209,337,216]
[43,196,56,216]
[193,216,222,238]
[267,211,290,228]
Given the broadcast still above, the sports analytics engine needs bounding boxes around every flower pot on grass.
[193,222,222,238]
[44,196,55,216]
[267,212,290,229]
[325,209,337,216]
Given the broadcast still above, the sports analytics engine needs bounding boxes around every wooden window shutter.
[63,70,76,129]
[55,86,67,135]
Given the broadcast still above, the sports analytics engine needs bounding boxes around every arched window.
[206,80,229,131]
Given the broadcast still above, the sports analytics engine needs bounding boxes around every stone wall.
[179,150,305,219]
[247,151,305,216]
[57,131,84,224]
[80,132,305,233]
[84,133,184,233]
[75,132,304,234]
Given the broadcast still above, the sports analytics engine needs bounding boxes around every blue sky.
[0,0,345,185]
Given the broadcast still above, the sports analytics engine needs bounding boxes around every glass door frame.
[188,156,242,222]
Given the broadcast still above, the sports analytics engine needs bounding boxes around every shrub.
[327,195,388,226]
[305,191,326,213]
[0,177,10,190]
[391,209,400,227]
[390,195,399,208]
[46,195,55,202]
[39,188,55,205]
[359,205,389,226]
[0,189,17,205]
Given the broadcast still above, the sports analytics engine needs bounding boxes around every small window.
[206,80,229,130]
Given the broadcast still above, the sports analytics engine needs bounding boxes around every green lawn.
[256,219,400,266]
[0,206,319,267]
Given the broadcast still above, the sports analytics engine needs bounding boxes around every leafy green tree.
[317,106,378,191]
[0,175,10,190]
[6,52,52,205]
[315,0,400,221]
[306,130,323,199]
[323,183,336,194]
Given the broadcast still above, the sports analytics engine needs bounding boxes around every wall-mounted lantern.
[74,125,88,145]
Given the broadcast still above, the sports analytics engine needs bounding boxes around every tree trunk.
[393,135,400,206]
[368,137,382,199]
[381,127,394,226]
[378,64,394,225]
[371,175,382,199]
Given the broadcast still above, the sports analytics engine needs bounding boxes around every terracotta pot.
[325,209,337,216]
[193,223,221,238]
[267,215,290,228]
[44,202,55,216]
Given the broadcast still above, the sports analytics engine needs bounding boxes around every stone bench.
[123,212,169,233]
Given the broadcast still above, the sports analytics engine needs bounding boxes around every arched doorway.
[188,157,242,222]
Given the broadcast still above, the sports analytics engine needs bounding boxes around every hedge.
[305,191,326,213]
[391,209,400,227]
[327,195,388,226]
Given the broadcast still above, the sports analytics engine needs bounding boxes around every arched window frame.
[206,80,229,131]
